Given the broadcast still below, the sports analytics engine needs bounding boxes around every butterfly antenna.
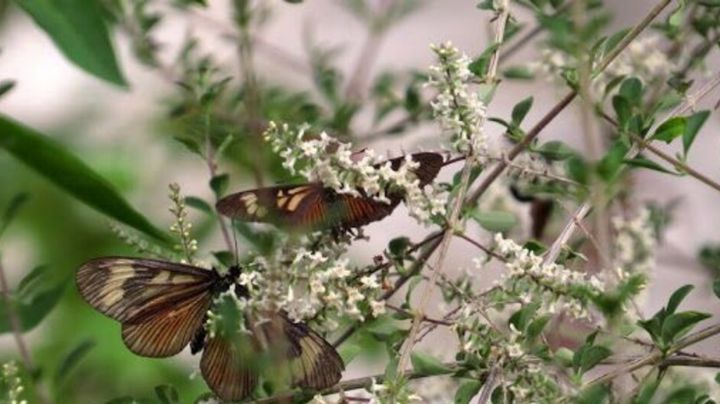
[231,218,240,268]
[443,155,466,167]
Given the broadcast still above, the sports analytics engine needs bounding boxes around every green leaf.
[597,140,629,181]
[17,266,48,296]
[624,156,676,175]
[619,77,643,105]
[567,155,589,185]
[652,116,686,143]
[632,378,660,404]
[210,174,229,198]
[389,237,411,258]
[511,97,534,126]
[682,110,710,156]
[55,340,95,384]
[410,352,452,376]
[661,311,711,344]
[713,279,720,300]
[576,384,610,404]
[0,115,169,242]
[536,140,575,161]
[454,380,482,404]
[509,302,539,331]
[184,196,213,215]
[579,345,612,373]
[338,341,362,364]
[0,279,66,333]
[503,66,534,80]
[470,210,518,232]
[0,193,30,239]
[0,80,16,98]
[155,385,180,404]
[667,284,694,314]
[526,314,551,341]
[16,0,127,86]
[663,387,697,404]
[612,95,632,128]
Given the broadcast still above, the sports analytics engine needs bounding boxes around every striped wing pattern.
[200,336,258,401]
[76,258,216,357]
[200,312,344,401]
[216,152,444,230]
[77,259,344,401]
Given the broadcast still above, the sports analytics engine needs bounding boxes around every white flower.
[370,300,386,317]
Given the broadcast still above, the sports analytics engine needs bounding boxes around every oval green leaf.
[0,115,169,242]
[16,0,127,87]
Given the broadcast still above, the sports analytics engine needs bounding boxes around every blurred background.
[1,0,720,402]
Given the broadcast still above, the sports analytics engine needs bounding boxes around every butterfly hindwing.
[280,314,344,390]
[200,336,259,402]
[76,257,217,357]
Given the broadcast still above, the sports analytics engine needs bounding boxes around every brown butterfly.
[75,257,343,401]
[216,152,444,232]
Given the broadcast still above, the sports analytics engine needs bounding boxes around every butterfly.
[215,152,444,232]
[75,257,344,401]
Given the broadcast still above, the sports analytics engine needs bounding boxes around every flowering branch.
[396,0,511,375]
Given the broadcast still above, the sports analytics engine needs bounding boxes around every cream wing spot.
[286,194,307,212]
[288,186,311,195]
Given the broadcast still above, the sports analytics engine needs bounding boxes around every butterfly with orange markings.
[216,152,444,232]
[76,257,343,401]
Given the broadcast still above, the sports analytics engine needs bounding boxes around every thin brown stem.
[254,362,459,403]
[467,0,674,206]
[396,0,512,374]
[587,323,720,387]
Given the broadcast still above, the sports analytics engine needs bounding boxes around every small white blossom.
[428,42,488,158]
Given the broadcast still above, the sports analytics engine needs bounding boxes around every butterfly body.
[76,257,343,401]
[216,152,444,232]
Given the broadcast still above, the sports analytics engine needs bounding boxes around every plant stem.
[587,323,720,387]
[395,0,512,376]
[467,0,673,207]
[254,362,460,403]
[203,112,235,256]
[0,260,48,404]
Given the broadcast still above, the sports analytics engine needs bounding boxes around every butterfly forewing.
[76,258,217,357]
[216,152,444,231]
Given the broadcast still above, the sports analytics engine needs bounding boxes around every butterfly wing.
[199,312,342,401]
[200,336,258,401]
[385,152,444,187]
[216,152,443,231]
[216,184,326,228]
[280,315,344,390]
[76,257,216,357]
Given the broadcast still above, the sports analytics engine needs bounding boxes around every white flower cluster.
[494,233,605,320]
[311,378,422,404]
[264,122,448,224]
[529,35,675,96]
[427,42,488,157]
[612,208,656,274]
[213,237,387,331]
[1,362,26,404]
[168,183,198,263]
[452,309,563,403]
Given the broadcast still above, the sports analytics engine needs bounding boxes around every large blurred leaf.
[0,266,67,333]
[16,0,127,86]
[0,115,169,242]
